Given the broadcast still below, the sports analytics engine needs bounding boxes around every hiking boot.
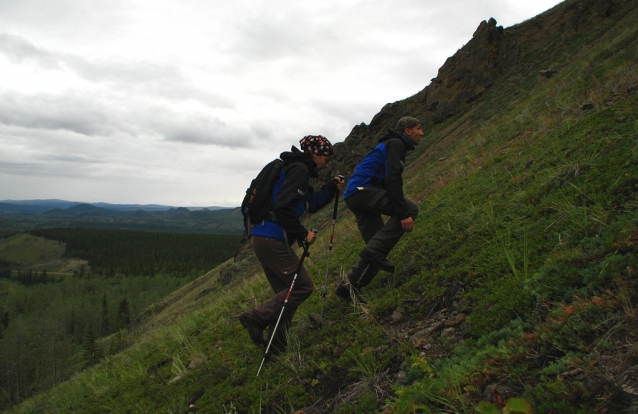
[335,282,351,300]
[238,313,265,347]
[360,250,395,273]
[335,281,365,304]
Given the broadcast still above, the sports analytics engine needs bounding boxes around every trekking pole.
[257,230,316,377]
[319,175,343,323]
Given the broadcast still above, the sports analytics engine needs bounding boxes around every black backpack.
[241,158,285,240]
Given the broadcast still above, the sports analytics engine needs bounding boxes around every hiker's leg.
[356,263,380,288]
[247,236,314,327]
[342,189,391,289]
[346,190,386,244]
[361,196,419,258]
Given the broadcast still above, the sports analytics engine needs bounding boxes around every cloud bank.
[0,0,563,206]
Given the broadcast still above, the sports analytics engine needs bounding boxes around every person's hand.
[401,217,414,232]
[305,230,317,244]
[334,176,345,192]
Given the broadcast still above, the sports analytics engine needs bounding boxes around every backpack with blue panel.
[240,158,285,241]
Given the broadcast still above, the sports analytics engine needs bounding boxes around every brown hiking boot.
[335,282,351,300]
[239,313,265,347]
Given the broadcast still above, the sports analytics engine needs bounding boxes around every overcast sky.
[0,0,563,207]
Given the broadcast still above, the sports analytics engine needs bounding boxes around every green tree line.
[29,228,240,277]
[6,269,54,286]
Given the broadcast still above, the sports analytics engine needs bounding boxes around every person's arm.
[384,139,411,219]
[273,163,310,243]
[305,177,341,213]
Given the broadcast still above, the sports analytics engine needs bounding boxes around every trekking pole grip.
[333,175,344,193]
[303,229,317,253]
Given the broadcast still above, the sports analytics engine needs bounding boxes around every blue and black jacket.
[251,146,337,244]
[343,131,415,219]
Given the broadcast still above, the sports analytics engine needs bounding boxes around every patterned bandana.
[299,135,334,157]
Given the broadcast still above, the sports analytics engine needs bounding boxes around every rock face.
[320,0,621,181]
[421,18,510,121]
[321,16,511,179]
[320,17,512,180]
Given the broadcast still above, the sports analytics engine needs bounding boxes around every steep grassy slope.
[10,0,638,412]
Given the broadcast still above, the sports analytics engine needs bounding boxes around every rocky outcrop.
[417,18,510,123]
[322,16,514,180]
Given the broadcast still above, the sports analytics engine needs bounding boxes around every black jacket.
[252,146,336,244]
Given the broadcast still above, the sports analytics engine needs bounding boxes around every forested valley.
[0,228,241,410]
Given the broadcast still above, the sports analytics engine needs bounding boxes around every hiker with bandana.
[239,135,345,354]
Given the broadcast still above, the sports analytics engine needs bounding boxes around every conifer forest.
[0,228,240,409]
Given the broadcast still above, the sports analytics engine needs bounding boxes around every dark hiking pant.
[344,187,418,287]
[243,236,314,343]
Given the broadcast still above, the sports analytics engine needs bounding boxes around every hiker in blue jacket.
[336,117,422,300]
[240,135,345,354]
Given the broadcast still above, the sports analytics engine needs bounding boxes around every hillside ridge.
[7,0,638,412]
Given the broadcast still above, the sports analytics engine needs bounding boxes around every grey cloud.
[162,118,250,148]
[0,92,115,136]
[0,159,98,178]
[0,160,37,175]
[249,126,274,143]
[37,153,99,164]
[231,23,312,60]
[70,56,185,86]
[228,6,343,63]
[0,88,247,150]
[160,114,282,149]
[0,33,61,68]
[0,33,234,110]
[224,2,444,85]
[65,55,236,109]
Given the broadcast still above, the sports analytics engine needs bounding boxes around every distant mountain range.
[0,199,243,235]
[0,199,232,214]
